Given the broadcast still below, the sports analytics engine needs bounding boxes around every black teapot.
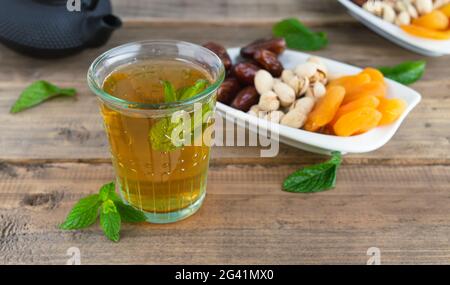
[0,0,122,57]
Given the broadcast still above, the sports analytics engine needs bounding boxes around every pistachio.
[248,105,267,118]
[415,0,433,15]
[294,62,318,78]
[280,109,307,128]
[281,69,295,84]
[395,10,411,25]
[287,76,300,95]
[254,70,274,95]
[258,90,280,111]
[273,81,296,107]
[297,76,310,96]
[312,82,327,99]
[382,3,396,23]
[264,110,285,123]
[307,56,328,77]
[290,96,315,114]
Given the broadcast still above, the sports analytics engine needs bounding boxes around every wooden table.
[1,0,449,265]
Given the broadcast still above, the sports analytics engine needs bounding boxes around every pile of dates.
[203,38,286,112]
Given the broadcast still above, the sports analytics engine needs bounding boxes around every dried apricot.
[440,3,450,17]
[329,73,371,95]
[304,86,345,132]
[331,96,380,125]
[413,10,449,31]
[333,107,382,137]
[342,81,386,104]
[377,98,407,126]
[361,67,385,85]
[401,24,450,40]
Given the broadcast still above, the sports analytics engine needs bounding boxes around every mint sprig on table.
[149,79,212,152]
[273,18,328,51]
[283,152,342,193]
[60,181,146,242]
[378,60,426,85]
[10,80,76,113]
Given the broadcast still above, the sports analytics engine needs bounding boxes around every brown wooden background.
[0,0,449,264]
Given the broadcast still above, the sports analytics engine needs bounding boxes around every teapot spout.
[86,14,122,47]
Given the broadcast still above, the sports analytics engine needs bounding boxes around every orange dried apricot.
[331,96,380,125]
[337,73,372,95]
[401,24,450,40]
[304,86,345,132]
[440,3,450,17]
[342,81,386,104]
[333,107,382,137]
[377,98,407,126]
[361,67,385,85]
[413,10,449,31]
[329,73,371,90]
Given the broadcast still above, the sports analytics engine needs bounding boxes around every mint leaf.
[10,80,76,113]
[378,60,426,85]
[149,117,181,152]
[283,152,342,193]
[177,79,209,101]
[150,80,212,152]
[60,194,101,230]
[273,18,328,51]
[161,80,177,103]
[100,200,121,242]
[115,202,147,223]
[99,181,116,201]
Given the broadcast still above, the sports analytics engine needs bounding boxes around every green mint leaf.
[60,194,101,230]
[150,80,212,152]
[10,80,76,113]
[149,117,181,152]
[98,181,116,201]
[100,200,121,242]
[177,79,209,101]
[273,18,328,51]
[161,80,177,103]
[378,60,426,85]
[115,202,147,223]
[283,152,342,193]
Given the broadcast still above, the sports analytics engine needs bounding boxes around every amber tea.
[88,41,224,223]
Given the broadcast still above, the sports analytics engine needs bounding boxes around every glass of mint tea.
[88,40,225,223]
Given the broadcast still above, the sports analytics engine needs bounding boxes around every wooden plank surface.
[1,1,450,265]
[111,0,348,22]
[1,162,450,264]
[0,23,449,164]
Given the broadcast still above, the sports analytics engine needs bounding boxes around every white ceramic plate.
[216,48,421,155]
[338,0,450,57]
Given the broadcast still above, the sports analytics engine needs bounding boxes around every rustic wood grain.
[1,2,450,264]
[0,23,449,164]
[1,162,450,264]
[111,0,348,22]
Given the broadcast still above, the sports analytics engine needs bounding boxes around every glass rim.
[87,40,225,110]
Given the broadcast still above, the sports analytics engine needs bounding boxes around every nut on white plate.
[254,70,274,95]
[290,96,315,114]
[294,62,318,78]
[264,110,285,124]
[281,69,295,83]
[280,109,307,128]
[273,81,296,107]
[258,90,280,111]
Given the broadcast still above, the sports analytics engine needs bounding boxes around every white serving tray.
[216,48,421,155]
[338,0,450,57]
